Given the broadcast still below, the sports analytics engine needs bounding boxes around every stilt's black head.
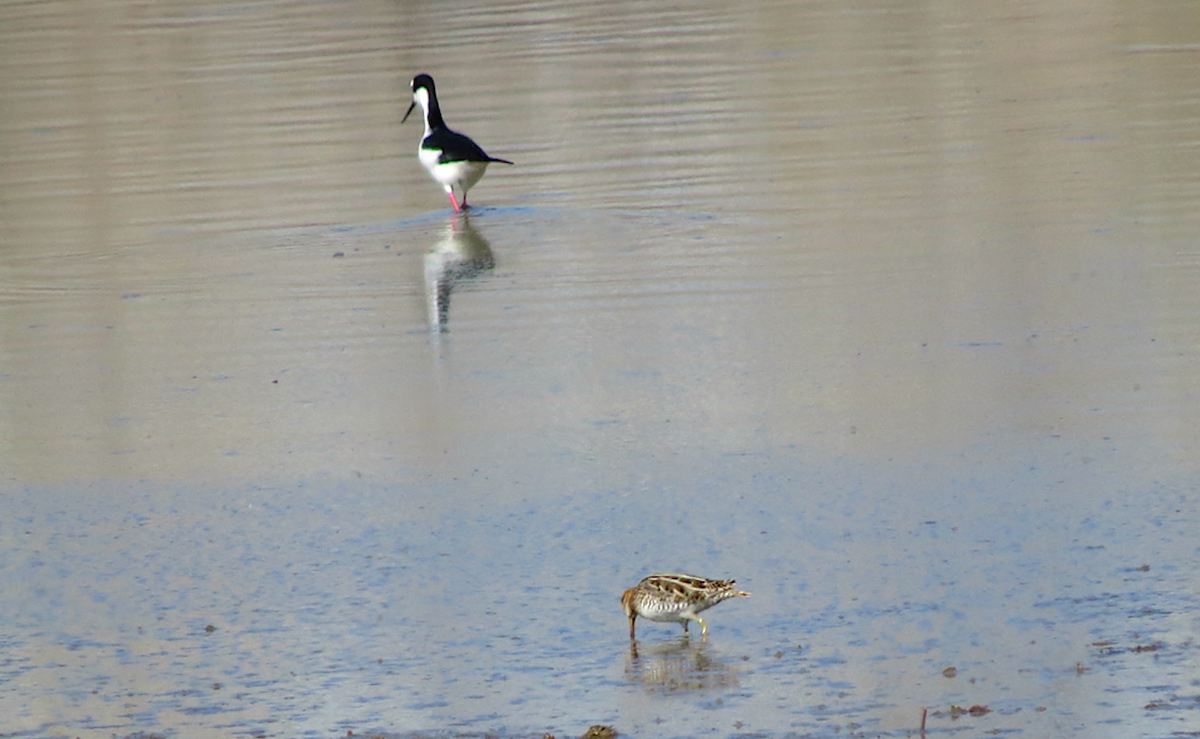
[402,73,442,127]
[411,73,436,95]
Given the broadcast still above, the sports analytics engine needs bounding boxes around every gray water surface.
[2,0,1199,737]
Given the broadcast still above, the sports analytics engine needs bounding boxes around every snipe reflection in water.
[424,212,496,336]
[625,635,741,692]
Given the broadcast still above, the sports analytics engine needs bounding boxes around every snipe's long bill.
[621,573,750,639]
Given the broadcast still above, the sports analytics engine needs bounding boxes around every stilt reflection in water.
[423,212,496,336]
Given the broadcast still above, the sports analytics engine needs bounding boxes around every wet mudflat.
[2,0,1200,738]
[4,440,1197,738]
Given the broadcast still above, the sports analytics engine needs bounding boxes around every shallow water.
[2,0,1199,738]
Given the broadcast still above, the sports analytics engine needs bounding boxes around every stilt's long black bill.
[402,101,416,124]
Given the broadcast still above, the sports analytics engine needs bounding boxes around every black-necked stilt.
[401,73,513,212]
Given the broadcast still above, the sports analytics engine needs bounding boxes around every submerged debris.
[945,704,990,719]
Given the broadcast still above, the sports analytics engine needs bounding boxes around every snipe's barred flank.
[621,573,750,639]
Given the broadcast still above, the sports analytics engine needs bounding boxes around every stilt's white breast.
[418,145,443,174]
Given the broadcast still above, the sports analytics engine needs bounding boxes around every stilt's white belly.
[419,148,489,193]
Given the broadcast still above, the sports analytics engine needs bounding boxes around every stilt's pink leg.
[447,190,462,212]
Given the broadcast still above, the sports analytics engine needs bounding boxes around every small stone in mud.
[205,624,216,633]
[333,251,345,258]
[942,666,957,678]
[968,705,990,716]
[582,726,616,739]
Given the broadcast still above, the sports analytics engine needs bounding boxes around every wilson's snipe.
[621,573,750,639]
